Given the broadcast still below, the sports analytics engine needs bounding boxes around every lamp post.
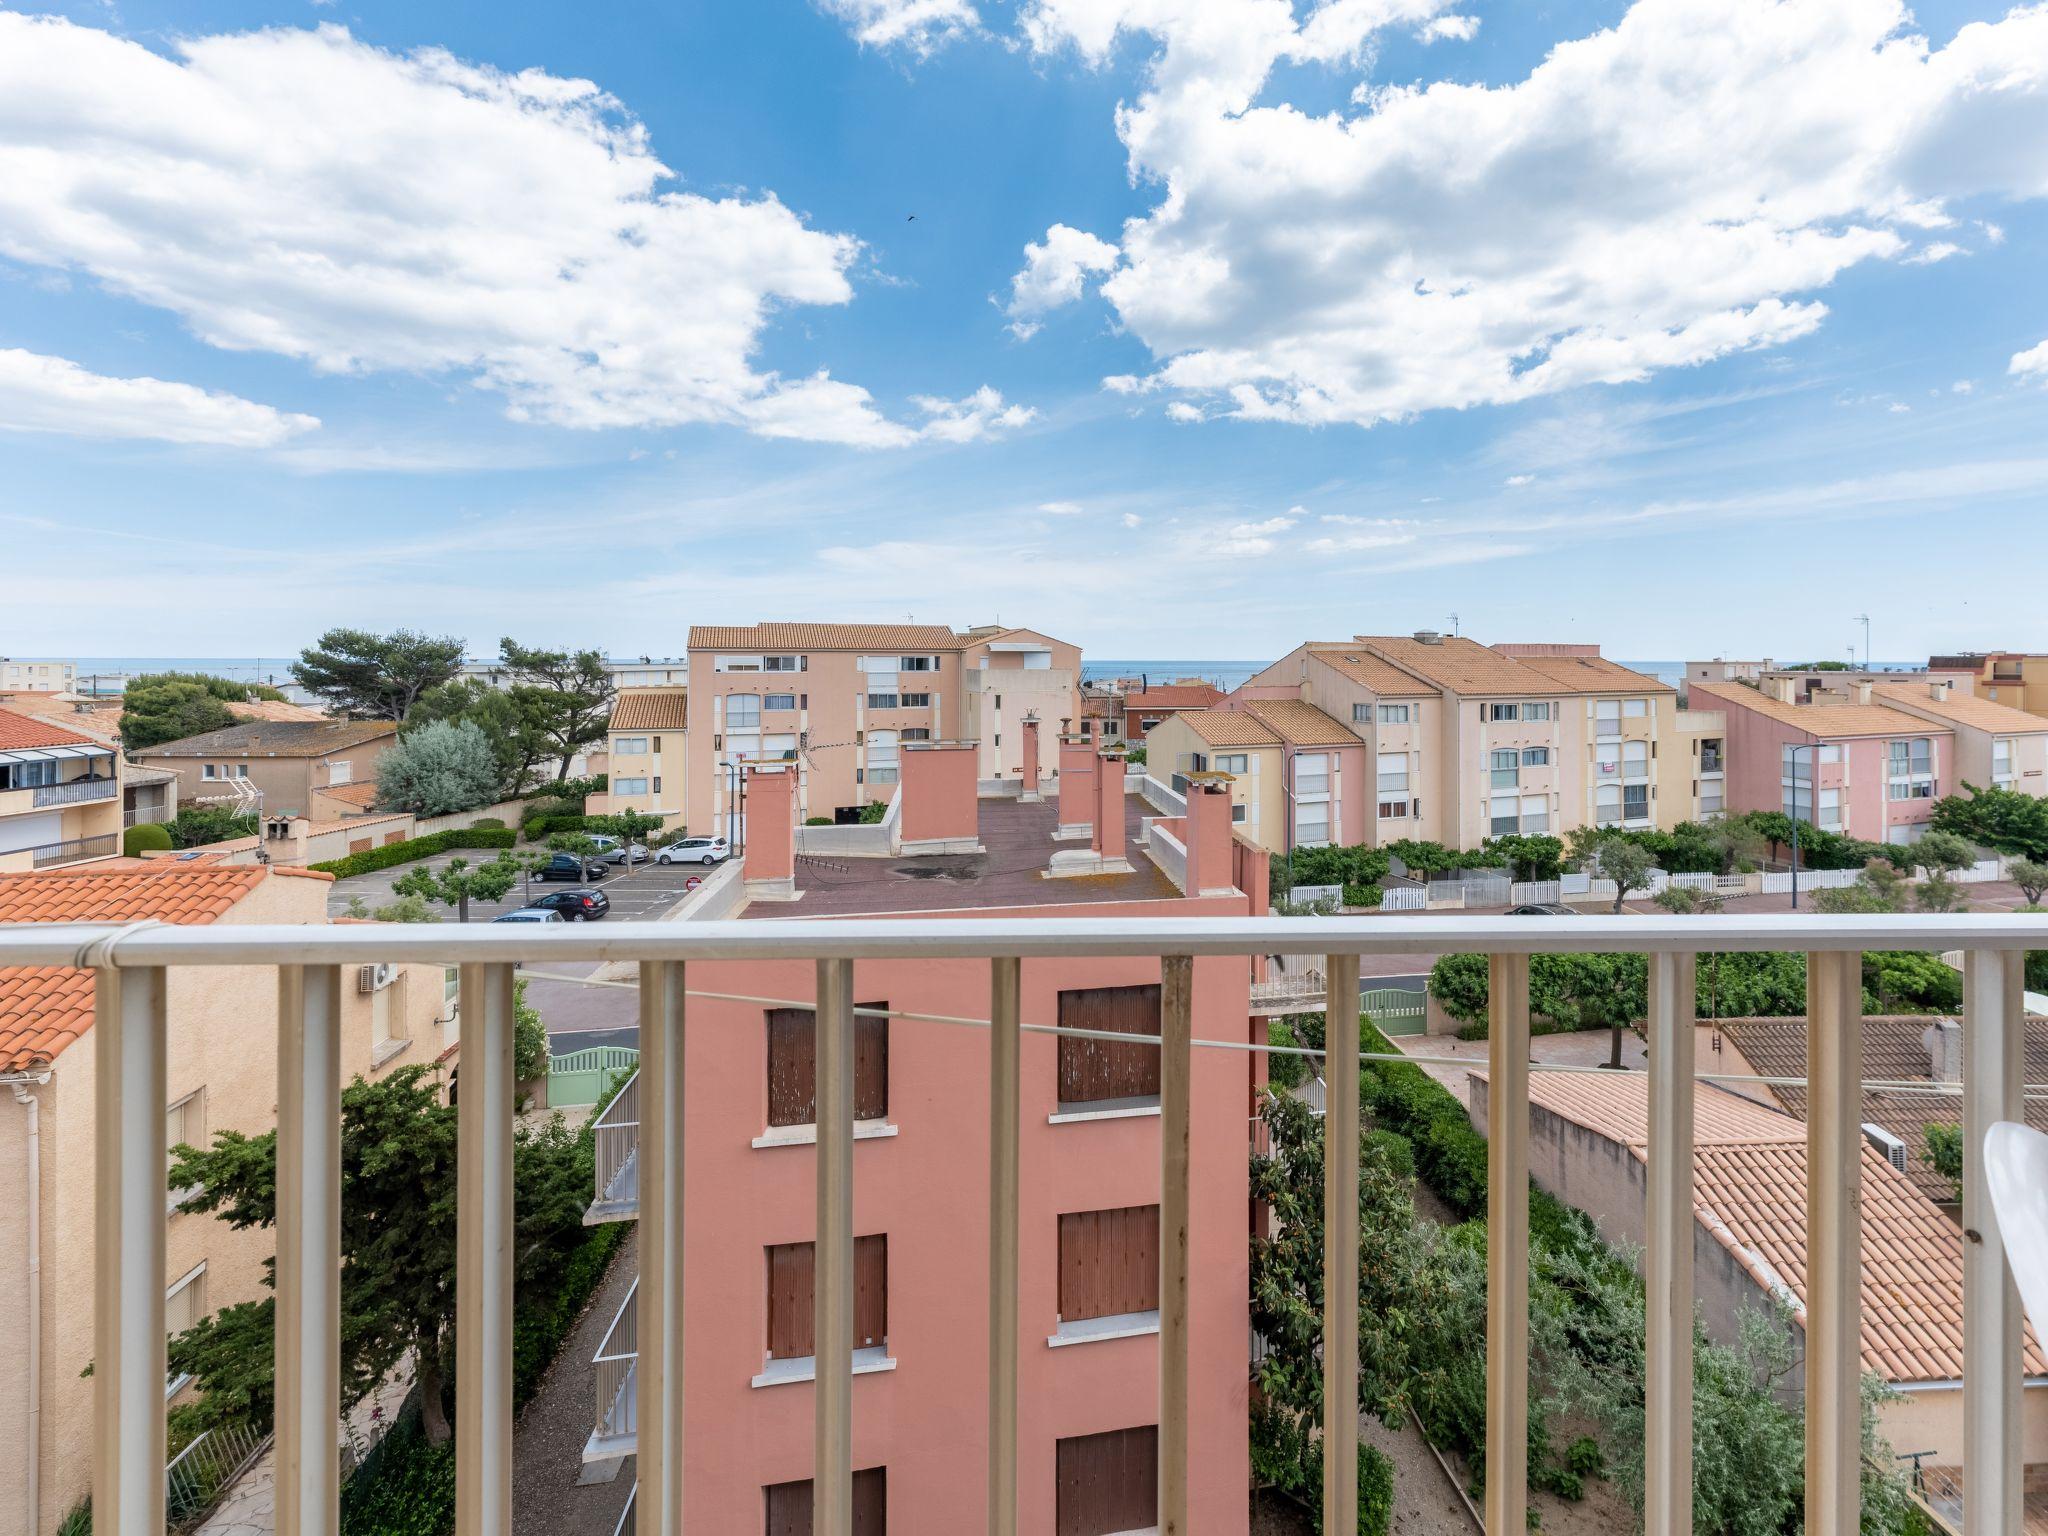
[1788,742,1815,910]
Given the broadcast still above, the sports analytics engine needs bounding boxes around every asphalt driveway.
[326,850,720,921]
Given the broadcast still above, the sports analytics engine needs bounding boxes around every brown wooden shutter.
[766,1235,887,1359]
[1056,985,1161,1105]
[349,837,372,855]
[766,1004,889,1127]
[1057,1206,1159,1322]
[764,1467,887,1535]
[1055,1426,1158,1536]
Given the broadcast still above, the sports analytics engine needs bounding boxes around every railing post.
[94,963,168,1536]
[1963,949,2024,1536]
[1322,949,1361,1536]
[455,963,516,1536]
[1645,952,1696,1536]
[1485,953,1530,1536]
[1804,949,1862,1536]
[276,965,343,1536]
[815,958,856,1536]
[1159,954,1194,1536]
[637,962,686,1536]
[988,956,1021,1536]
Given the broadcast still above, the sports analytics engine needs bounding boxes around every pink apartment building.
[684,623,1081,839]
[587,757,1267,1533]
[1693,680,1960,843]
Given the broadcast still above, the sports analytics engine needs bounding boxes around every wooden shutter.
[766,1235,887,1359]
[764,1467,887,1535]
[1055,1426,1158,1536]
[766,1004,889,1127]
[1058,1206,1159,1322]
[1056,985,1161,1105]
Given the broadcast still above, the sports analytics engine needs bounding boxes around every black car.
[1508,902,1577,916]
[525,889,610,921]
[536,852,610,882]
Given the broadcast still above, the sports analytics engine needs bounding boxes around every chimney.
[1054,733,1095,840]
[1183,779,1235,897]
[1922,1017,1963,1085]
[1930,678,1952,702]
[742,764,798,899]
[1019,714,1042,802]
[897,742,982,854]
[1771,677,1799,705]
[1413,629,1444,645]
[1091,748,1127,860]
[1852,680,1873,706]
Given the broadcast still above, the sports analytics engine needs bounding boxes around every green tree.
[1587,833,1657,912]
[594,808,664,875]
[1380,838,1458,880]
[294,628,466,721]
[1483,833,1565,882]
[2009,858,2048,905]
[547,832,607,882]
[508,847,555,904]
[405,678,551,799]
[164,805,259,849]
[118,672,277,749]
[392,853,520,922]
[342,892,443,923]
[1812,858,1908,915]
[375,719,502,816]
[1931,781,2048,862]
[1914,830,1976,876]
[514,977,549,1085]
[1924,1123,1964,1200]
[1651,884,1721,915]
[497,640,616,780]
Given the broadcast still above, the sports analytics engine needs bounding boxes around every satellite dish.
[1985,1122,2048,1333]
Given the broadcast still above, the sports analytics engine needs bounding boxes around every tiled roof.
[1307,648,1434,696]
[1689,681,1945,739]
[0,866,268,1071]
[1240,698,1359,747]
[227,698,330,723]
[1080,695,1119,718]
[1170,710,1280,748]
[132,719,396,758]
[688,623,960,652]
[1124,684,1225,711]
[0,707,103,751]
[1718,1016,2048,1200]
[1497,1067,2046,1383]
[1503,652,1675,695]
[316,781,381,809]
[1872,684,2048,735]
[1351,635,1557,696]
[609,689,688,732]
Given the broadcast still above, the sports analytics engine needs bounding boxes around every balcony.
[3,831,122,871]
[2,913,2041,1536]
[33,774,119,808]
[586,1069,639,1224]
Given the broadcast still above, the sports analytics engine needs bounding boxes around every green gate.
[548,1045,640,1107]
[1361,987,1426,1037]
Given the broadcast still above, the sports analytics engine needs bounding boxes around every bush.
[1357,1442,1395,1536]
[857,800,888,825]
[523,813,592,843]
[1364,1128,1414,1180]
[468,818,505,831]
[309,826,515,878]
[805,816,833,826]
[338,1401,454,1536]
[123,822,173,857]
[1267,1017,1311,1090]
[165,805,259,849]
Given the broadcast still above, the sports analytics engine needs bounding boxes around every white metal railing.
[588,1070,640,1222]
[164,1420,269,1531]
[3,912,2043,1536]
[34,775,119,807]
[28,831,120,867]
[588,1279,638,1460]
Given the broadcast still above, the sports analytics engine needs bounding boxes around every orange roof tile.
[316,781,381,809]
[1871,684,2048,735]
[1307,648,1435,696]
[0,866,268,1071]
[1240,698,1359,747]
[1124,685,1225,711]
[1692,681,1946,739]
[609,689,688,732]
[226,698,330,723]
[0,706,104,751]
[688,622,960,652]
[1169,710,1280,748]
[1350,635,1557,696]
[1504,652,1675,694]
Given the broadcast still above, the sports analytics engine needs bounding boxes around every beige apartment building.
[0,659,77,693]
[1870,680,2048,793]
[132,719,397,820]
[0,862,453,1536]
[1241,634,1682,849]
[1142,698,1364,855]
[683,622,1079,833]
[588,686,687,826]
[0,707,125,873]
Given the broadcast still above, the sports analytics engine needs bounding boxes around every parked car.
[1508,902,1577,916]
[655,835,729,866]
[525,889,610,921]
[536,852,610,882]
[586,835,651,865]
[491,908,564,924]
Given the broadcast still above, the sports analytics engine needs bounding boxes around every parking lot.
[325,848,719,922]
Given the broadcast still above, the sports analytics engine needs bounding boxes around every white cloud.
[1303,530,1417,554]
[0,347,317,446]
[1038,499,1085,514]
[2013,340,2048,382]
[1166,401,1204,422]
[1419,14,1479,43]
[1504,472,1535,486]
[0,16,999,447]
[1229,513,1299,536]
[1902,241,1966,264]
[1020,0,2048,429]
[910,385,1037,442]
[1121,512,1144,528]
[817,0,979,54]
[1952,379,1975,394]
[1005,223,1121,337]
[1887,401,1911,413]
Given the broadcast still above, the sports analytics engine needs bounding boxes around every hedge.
[522,813,592,842]
[309,826,516,878]
[123,823,173,857]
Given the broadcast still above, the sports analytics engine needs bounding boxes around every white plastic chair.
[1985,1122,2048,1332]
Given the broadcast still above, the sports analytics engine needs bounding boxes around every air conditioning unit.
[1861,1122,1909,1175]
[357,963,397,994]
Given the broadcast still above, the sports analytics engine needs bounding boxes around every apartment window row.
[1594,698,1650,726]
[1887,736,1935,800]
[1781,742,1841,783]
[1491,794,1551,837]
[858,655,941,674]
[1595,782,1653,828]
[611,777,661,796]
[1488,700,1553,722]
[1356,701,1419,725]
[0,758,62,789]
[716,654,805,673]
[1594,739,1651,783]
[200,763,251,780]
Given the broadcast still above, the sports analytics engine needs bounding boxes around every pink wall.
[1718,697,1950,841]
[1058,737,1094,828]
[1092,751,1126,858]
[1185,782,1234,895]
[745,765,796,882]
[1019,717,1041,797]
[677,893,1255,1533]
[898,744,978,843]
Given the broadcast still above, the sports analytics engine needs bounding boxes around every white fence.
[1379,884,1426,912]
[1510,880,1562,905]
[1148,823,1189,892]
[1132,774,1186,817]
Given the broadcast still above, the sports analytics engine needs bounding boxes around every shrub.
[468,818,505,831]
[1357,1442,1395,1536]
[1364,1128,1414,1180]
[123,822,173,857]
[857,800,888,825]
[1266,1017,1311,1090]
[308,826,515,878]
[522,813,591,842]
[805,815,833,826]
[373,720,501,817]
[165,805,258,849]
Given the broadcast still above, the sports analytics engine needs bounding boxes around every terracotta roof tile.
[1503,652,1675,694]
[1871,684,2048,735]
[688,623,960,652]
[0,866,269,1071]
[1169,710,1280,748]
[1350,635,1557,696]
[0,707,104,751]
[316,781,381,809]
[1691,682,1946,739]
[226,698,330,723]
[132,719,396,759]
[609,689,688,732]
[1240,698,1359,747]
[1307,649,1435,696]
[1124,685,1225,711]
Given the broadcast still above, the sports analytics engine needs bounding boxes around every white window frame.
[612,777,649,796]
[1489,749,1519,789]
[1377,702,1411,724]
[1520,747,1549,767]
[1376,752,1407,795]
[1377,797,1410,821]
[1522,701,1553,722]
[1488,702,1520,722]
[614,736,649,756]
[725,694,762,730]
[1215,754,1249,775]
[165,1262,208,1396]
[1490,792,1520,837]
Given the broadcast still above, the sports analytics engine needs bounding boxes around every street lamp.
[1787,742,1816,909]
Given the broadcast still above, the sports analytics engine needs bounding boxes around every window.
[166,1089,204,1209]
[372,972,408,1057]
[1490,793,1520,836]
[1057,985,1160,1108]
[165,1263,208,1394]
[1489,749,1519,789]
[652,776,662,794]
[1294,753,1329,795]
[1622,740,1649,779]
[612,777,649,796]
[764,1469,887,1535]
[763,734,797,762]
[1353,703,1372,723]
[868,731,899,778]
[763,655,802,672]
[900,728,930,743]
[1488,703,1519,722]
[1818,787,1842,829]
[1523,701,1553,722]
[1521,747,1549,767]
[766,1004,889,1127]
[1293,801,1330,847]
[652,737,662,753]
[766,1235,887,1359]
[1377,752,1407,794]
[236,763,250,779]
[1595,699,1621,736]
[1994,737,2015,784]
[614,736,649,755]
[726,695,762,730]
[1596,784,1622,827]
[1058,1205,1160,1325]
[866,693,900,710]
[1623,783,1650,822]
[0,758,59,789]
[1378,798,1409,820]
[1378,702,1411,724]
[328,760,351,785]
[763,695,796,712]
[1622,698,1648,718]
[1056,1426,1158,1536]
[1699,738,1724,774]
[900,692,931,708]
[1214,753,1249,774]
[1698,785,1725,817]
[202,764,217,780]
[899,656,934,672]
[717,655,763,672]
[1887,737,1935,799]
[1231,804,1247,824]
[1520,795,1549,834]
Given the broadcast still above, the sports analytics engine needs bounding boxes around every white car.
[655,835,729,866]
[586,834,650,865]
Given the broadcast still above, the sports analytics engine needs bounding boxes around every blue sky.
[3,0,2047,663]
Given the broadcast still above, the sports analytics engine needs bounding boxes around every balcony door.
[764,1467,886,1535]
[1056,1425,1158,1536]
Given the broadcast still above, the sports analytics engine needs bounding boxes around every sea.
[1082,658,1692,690]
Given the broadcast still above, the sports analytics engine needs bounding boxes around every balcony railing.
[33,775,119,807]
[588,1279,639,1462]
[586,1070,639,1224]
[1,913,2041,1536]
[28,831,120,868]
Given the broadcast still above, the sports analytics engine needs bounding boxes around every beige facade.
[0,660,77,693]
[0,707,125,874]
[589,687,687,827]
[1871,680,2048,796]
[0,866,453,1536]
[134,720,396,822]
